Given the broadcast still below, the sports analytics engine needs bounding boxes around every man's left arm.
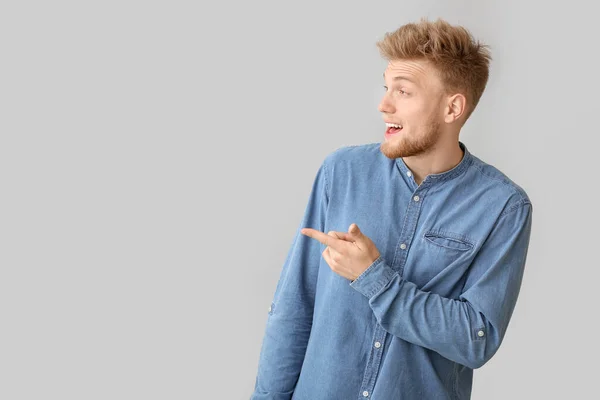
[349,200,533,369]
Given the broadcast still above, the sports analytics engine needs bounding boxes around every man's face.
[379,59,448,159]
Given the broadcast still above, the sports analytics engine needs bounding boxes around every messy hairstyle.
[377,18,492,121]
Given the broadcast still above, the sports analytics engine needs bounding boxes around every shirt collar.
[395,141,473,185]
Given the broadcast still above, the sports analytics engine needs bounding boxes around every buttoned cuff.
[349,256,397,298]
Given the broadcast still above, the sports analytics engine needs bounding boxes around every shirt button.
[268,305,272,312]
[413,195,420,202]
[407,171,412,177]
[400,243,407,250]
[374,341,381,348]
[478,330,485,337]
[363,391,369,397]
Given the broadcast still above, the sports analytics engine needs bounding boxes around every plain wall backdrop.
[1,0,598,399]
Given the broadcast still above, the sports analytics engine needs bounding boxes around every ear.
[444,93,467,124]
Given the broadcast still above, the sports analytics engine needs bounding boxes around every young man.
[251,18,533,400]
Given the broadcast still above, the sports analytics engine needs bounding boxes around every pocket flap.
[423,231,474,251]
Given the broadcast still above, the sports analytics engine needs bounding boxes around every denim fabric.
[251,141,533,400]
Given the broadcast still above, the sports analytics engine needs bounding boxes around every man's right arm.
[250,160,330,400]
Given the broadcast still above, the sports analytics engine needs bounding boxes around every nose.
[378,93,395,114]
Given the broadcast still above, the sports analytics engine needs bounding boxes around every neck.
[403,141,465,185]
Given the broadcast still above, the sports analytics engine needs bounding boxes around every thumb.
[348,224,369,250]
[349,223,362,237]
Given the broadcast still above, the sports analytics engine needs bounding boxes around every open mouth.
[385,123,403,136]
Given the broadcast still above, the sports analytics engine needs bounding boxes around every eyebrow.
[383,72,416,84]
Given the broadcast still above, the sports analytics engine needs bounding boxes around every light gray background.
[1,0,598,399]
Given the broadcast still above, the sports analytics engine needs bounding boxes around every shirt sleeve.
[349,200,533,369]
[251,160,330,400]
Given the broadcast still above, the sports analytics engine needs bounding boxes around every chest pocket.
[404,230,476,289]
[424,231,474,251]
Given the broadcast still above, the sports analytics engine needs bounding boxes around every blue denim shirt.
[251,141,533,400]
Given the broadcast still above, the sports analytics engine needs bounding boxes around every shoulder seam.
[470,161,529,203]
[323,158,330,200]
[499,198,532,218]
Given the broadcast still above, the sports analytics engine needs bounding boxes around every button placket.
[357,325,387,400]
[392,186,427,280]
[357,175,426,398]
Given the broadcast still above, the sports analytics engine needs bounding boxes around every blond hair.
[377,18,492,121]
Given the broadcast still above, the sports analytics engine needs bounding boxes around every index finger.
[301,228,345,252]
